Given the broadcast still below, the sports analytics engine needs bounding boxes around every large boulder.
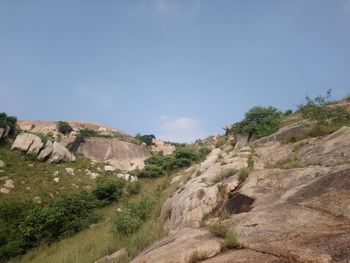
[37,140,53,161]
[48,142,75,163]
[77,137,151,171]
[11,133,43,154]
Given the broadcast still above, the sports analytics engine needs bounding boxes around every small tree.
[135,134,155,146]
[0,112,17,136]
[57,121,73,135]
[235,106,282,139]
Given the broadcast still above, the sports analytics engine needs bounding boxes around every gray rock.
[48,142,75,163]
[0,160,4,168]
[37,140,53,161]
[234,133,250,150]
[11,133,43,154]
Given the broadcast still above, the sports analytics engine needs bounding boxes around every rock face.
[77,137,151,171]
[131,229,221,263]
[129,123,350,263]
[150,139,175,155]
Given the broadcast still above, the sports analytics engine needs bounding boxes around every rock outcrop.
[77,137,151,171]
[48,141,75,163]
[130,123,350,263]
[11,133,74,163]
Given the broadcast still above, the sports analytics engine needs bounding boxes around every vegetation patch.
[207,223,239,249]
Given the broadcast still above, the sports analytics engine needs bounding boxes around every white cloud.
[156,115,207,143]
[74,86,116,110]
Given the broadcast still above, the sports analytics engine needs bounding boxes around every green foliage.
[93,178,125,205]
[298,89,350,124]
[135,134,155,146]
[126,181,142,195]
[57,121,73,135]
[235,106,282,139]
[114,196,154,236]
[0,112,17,136]
[0,191,102,261]
[224,231,239,249]
[207,223,239,249]
[238,168,250,183]
[77,128,100,138]
[133,146,210,179]
[135,165,165,178]
[284,109,293,116]
[207,223,228,238]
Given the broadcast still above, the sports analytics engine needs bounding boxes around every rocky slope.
[130,125,350,263]
[16,120,174,171]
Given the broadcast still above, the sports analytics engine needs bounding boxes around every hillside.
[0,96,350,263]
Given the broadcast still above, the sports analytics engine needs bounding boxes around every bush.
[235,106,282,139]
[114,196,154,236]
[134,146,211,179]
[93,178,125,205]
[57,121,73,135]
[136,165,165,178]
[0,191,101,261]
[298,90,350,124]
[127,181,141,195]
[77,128,99,138]
[135,134,155,146]
[0,112,17,137]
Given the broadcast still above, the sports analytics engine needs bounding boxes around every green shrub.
[134,146,210,179]
[57,121,73,135]
[127,181,141,195]
[77,128,99,138]
[93,178,125,205]
[238,168,250,183]
[114,196,154,236]
[298,90,350,124]
[0,112,17,137]
[224,231,239,249]
[235,106,282,139]
[136,165,165,178]
[0,191,101,261]
[114,212,142,237]
[135,134,155,146]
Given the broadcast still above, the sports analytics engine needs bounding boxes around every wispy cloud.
[129,0,202,26]
[156,115,207,143]
[345,0,350,11]
[74,86,116,110]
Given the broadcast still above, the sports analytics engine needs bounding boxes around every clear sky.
[1,0,350,142]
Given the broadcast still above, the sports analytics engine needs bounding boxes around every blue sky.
[1,0,350,142]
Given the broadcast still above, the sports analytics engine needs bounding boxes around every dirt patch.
[225,193,255,214]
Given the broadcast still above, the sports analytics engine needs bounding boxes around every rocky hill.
[131,124,350,263]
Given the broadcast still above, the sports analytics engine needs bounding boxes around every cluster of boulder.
[11,133,75,163]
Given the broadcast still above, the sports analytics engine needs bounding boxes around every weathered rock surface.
[48,141,75,163]
[37,140,53,161]
[131,228,222,263]
[128,124,350,263]
[150,139,175,155]
[77,137,151,171]
[11,133,43,153]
